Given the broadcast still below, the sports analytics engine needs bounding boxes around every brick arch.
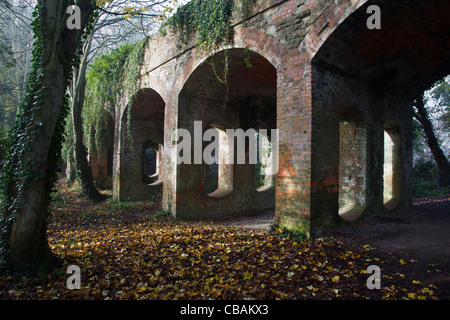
[303,0,450,236]
[299,0,368,59]
[173,29,280,220]
[114,87,166,201]
[122,87,165,120]
[120,76,168,122]
[307,0,450,98]
[233,28,287,70]
[174,27,288,94]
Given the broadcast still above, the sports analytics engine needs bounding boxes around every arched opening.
[142,139,163,185]
[177,48,277,219]
[143,145,157,178]
[204,124,233,198]
[308,0,450,233]
[117,88,165,201]
[254,131,276,191]
[384,120,402,211]
[338,109,367,222]
[312,0,450,101]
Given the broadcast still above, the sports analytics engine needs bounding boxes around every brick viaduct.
[94,0,450,237]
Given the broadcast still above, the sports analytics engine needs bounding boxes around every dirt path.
[212,195,450,298]
[324,195,450,298]
[212,208,276,230]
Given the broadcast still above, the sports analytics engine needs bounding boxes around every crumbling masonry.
[95,0,450,237]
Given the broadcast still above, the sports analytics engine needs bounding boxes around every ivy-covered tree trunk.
[413,96,450,186]
[0,0,95,271]
[70,35,102,200]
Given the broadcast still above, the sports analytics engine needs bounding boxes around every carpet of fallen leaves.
[0,183,440,300]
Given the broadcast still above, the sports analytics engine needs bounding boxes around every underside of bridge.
[175,49,277,219]
[302,0,450,235]
[111,0,449,236]
[113,88,165,201]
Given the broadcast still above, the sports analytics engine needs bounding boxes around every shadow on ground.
[322,195,450,299]
[212,195,450,299]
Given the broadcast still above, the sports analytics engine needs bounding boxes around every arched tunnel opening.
[310,0,450,229]
[117,88,165,201]
[176,48,277,220]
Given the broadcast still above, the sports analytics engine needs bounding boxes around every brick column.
[275,51,314,236]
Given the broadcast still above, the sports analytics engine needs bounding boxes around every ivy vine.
[164,0,256,51]
[0,1,96,271]
[0,1,46,271]
[123,38,149,147]
[162,0,256,96]
[164,0,234,86]
[77,38,149,162]
[82,43,132,157]
[169,0,234,52]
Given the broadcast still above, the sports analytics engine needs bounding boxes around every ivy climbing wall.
[111,0,450,236]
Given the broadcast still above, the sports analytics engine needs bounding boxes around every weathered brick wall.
[112,0,449,236]
[114,88,165,201]
[306,62,413,236]
[89,149,112,190]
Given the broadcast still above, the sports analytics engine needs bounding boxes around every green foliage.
[163,0,236,87]
[165,0,234,52]
[0,44,19,132]
[82,39,149,156]
[269,223,311,243]
[0,126,9,164]
[163,0,258,51]
[83,42,134,156]
[162,0,256,98]
[413,160,450,197]
[413,181,450,198]
[428,76,450,136]
[102,198,155,212]
[413,160,439,183]
[0,1,96,271]
[152,210,178,223]
[0,2,48,270]
[254,162,265,188]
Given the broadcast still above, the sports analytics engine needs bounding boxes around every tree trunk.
[66,156,76,185]
[71,60,102,200]
[414,96,450,186]
[3,0,95,271]
[9,57,66,268]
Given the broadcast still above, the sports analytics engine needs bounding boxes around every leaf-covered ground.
[0,182,441,300]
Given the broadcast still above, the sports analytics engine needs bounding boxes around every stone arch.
[120,75,168,122]
[304,0,450,236]
[159,29,287,216]
[310,0,450,99]
[175,47,277,220]
[300,0,368,60]
[114,87,166,201]
[173,27,287,94]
